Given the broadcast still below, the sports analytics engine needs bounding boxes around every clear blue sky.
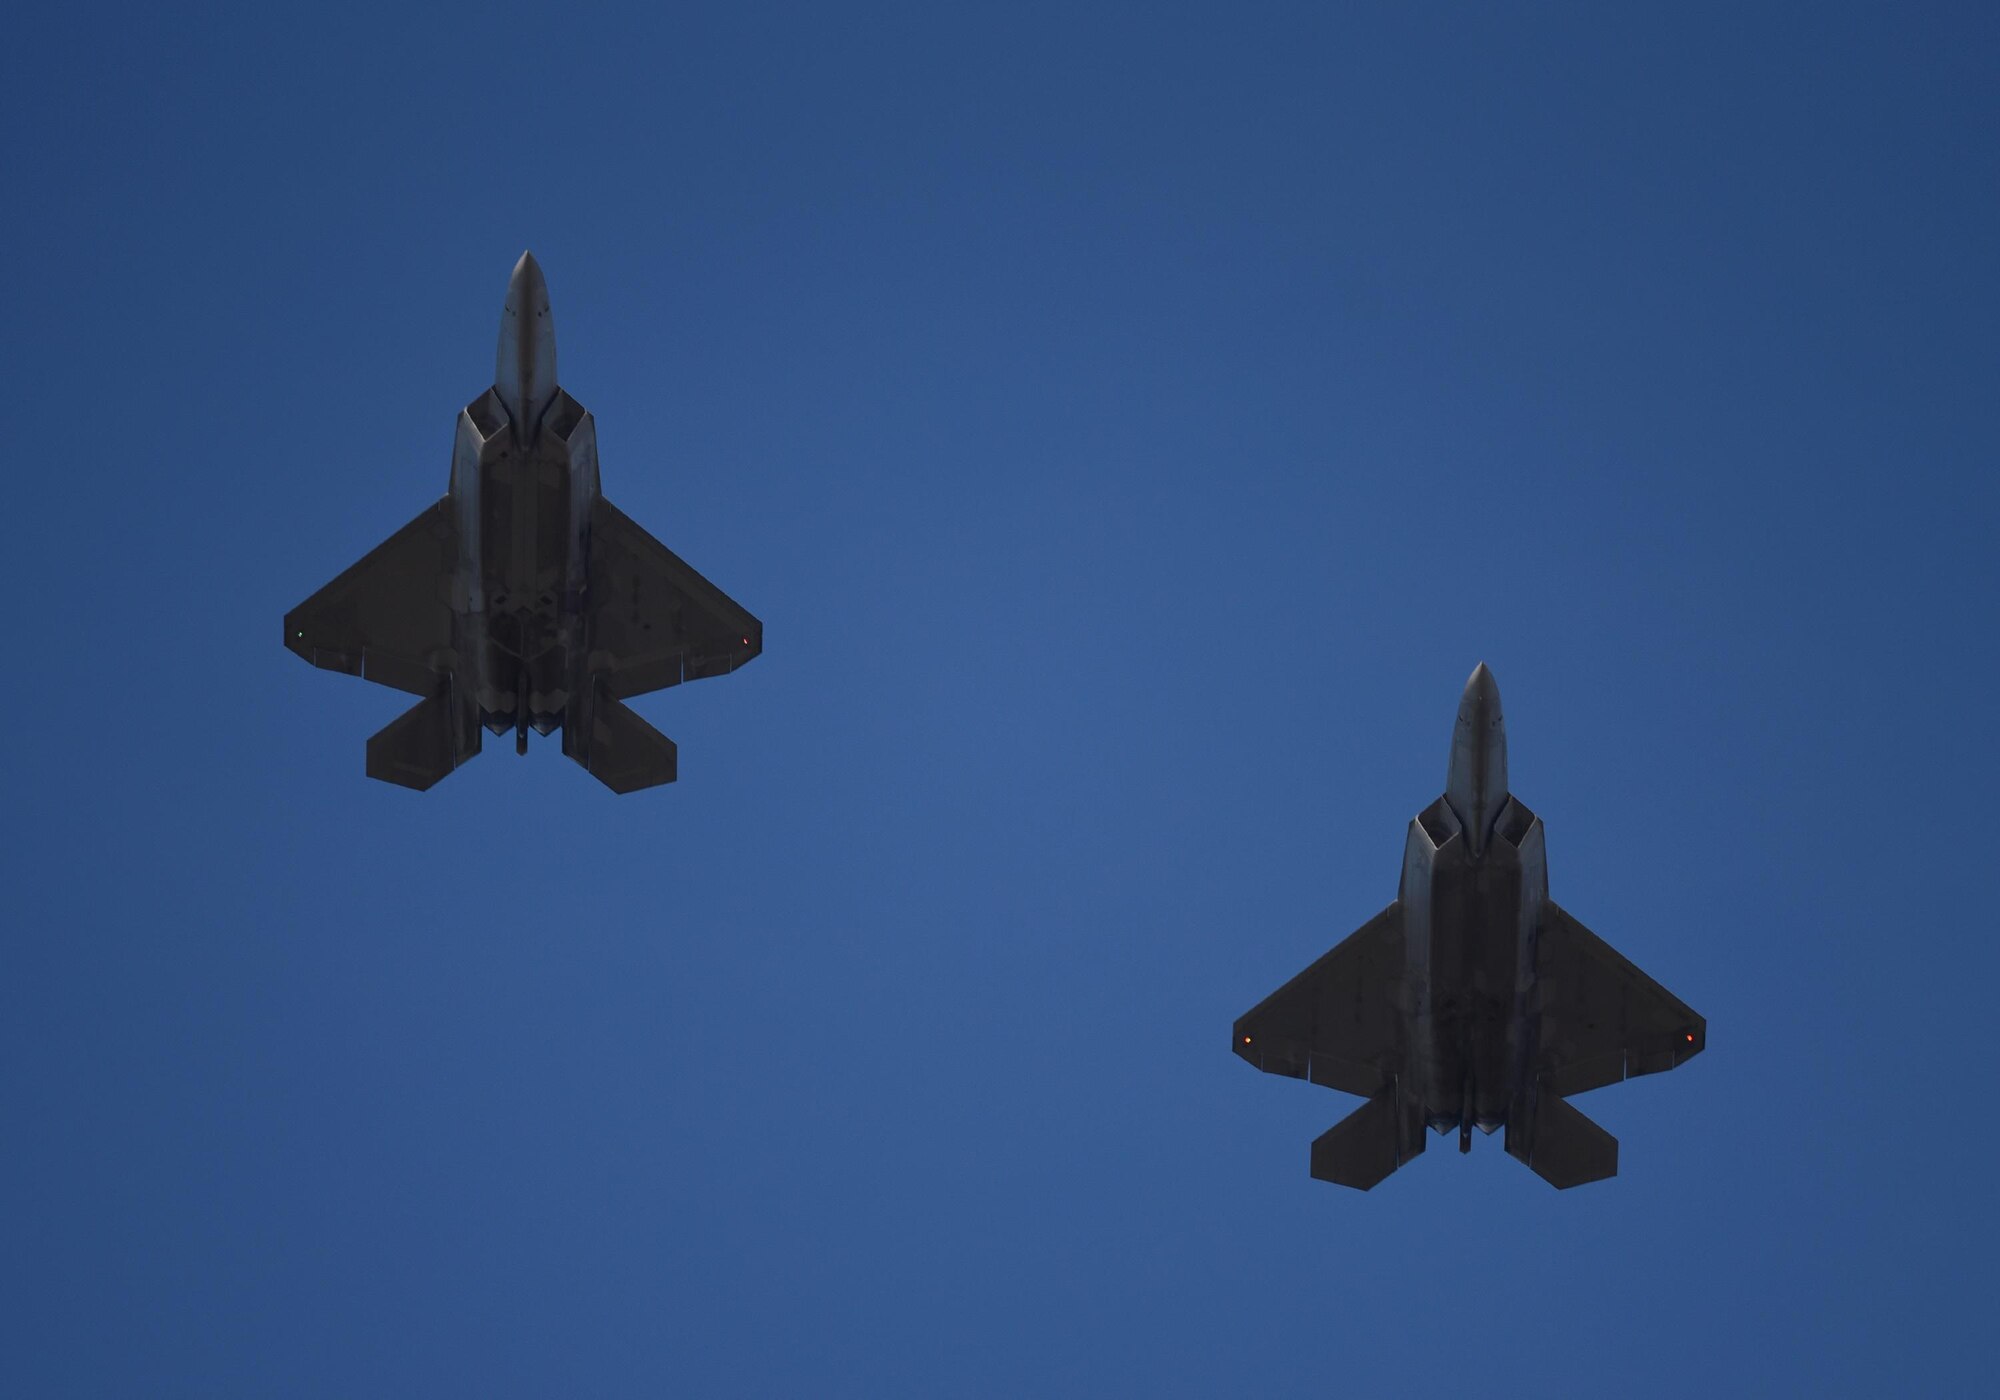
[5,3,1995,1394]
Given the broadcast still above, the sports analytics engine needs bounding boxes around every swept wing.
[1535,901,1705,1096]
[1233,903,1406,1098]
[284,500,458,697]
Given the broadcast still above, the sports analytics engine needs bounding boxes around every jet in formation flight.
[284,253,761,792]
[1233,664,1703,1189]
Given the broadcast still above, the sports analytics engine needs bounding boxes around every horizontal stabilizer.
[365,692,480,790]
[1310,1084,1426,1190]
[570,692,678,793]
[1506,1092,1618,1189]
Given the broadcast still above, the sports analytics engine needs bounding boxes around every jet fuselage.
[1232,663,1703,1188]
[1397,664,1544,1144]
[285,251,760,792]
[448,254,601,751]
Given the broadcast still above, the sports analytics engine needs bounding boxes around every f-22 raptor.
[1234,665,1703,1188]
[285,253,761,792]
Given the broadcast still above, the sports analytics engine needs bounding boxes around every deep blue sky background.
[5,3,1996,1394]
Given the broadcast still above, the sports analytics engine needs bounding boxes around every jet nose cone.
[1446,662,1509,854]
[1460,661,1502,723]
[496,251,558,438]
[509,249,547,300]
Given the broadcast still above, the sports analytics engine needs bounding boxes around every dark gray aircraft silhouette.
[1234,664,1703,1188]
[285,253,760,792]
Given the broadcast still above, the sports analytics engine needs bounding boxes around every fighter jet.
[1233,664,1703,1189]
[284,253,761,792]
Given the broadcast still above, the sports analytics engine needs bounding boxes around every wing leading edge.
[1233,902,1406,1098]
[1534,900,1706,1097]
[585,497,761,697]
[561,497,762,793]
[1234,904,1422,1188]
[1512,902,1704,1190]
[284,499,458,697]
